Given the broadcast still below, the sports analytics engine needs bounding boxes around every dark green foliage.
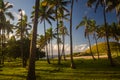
[36,48,45,60]
[4,37,45,61]
[6,38,29,59]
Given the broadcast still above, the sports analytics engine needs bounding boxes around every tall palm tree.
[46,27,54,59]
[0,1,14,64]
[42,0,70,65]
[76,16,95,60]
[27,0,39,80]
[87,0,114,66]
[89,19,100,59]
[16,13,32,67]
[16,14,32,38]
[39,2,55,64]
[59,21,69,60]
[70,0,76,69]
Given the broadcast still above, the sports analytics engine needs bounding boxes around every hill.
[85,42,120,55]
[73,42,120,57]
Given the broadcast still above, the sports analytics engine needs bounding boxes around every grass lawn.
[0,57,120,80]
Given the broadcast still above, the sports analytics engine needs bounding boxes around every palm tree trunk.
[1,30,4,65]
[56,5,61,65]
[44,20,50,64]
[27,0,39,80]
[87,35,95,60]
[1,28,5,65]
[70,0,75,69]
[103,2,114,66]
[116,40,119,57]
[62,33,66,60]
[50,38,54,59]
[20,11,26,67]
[0,29,1,64]
[94,33,99,59]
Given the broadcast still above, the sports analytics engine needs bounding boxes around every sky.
[4,0,117,55]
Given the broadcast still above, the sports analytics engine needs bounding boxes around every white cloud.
[19,10,26,16]
[73,44,88,52]
[49,43,88,55]
[12,10,26,20]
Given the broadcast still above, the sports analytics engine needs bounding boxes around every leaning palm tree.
[76,16,95,60]
[87,0,114,66]
[27,0,39,80]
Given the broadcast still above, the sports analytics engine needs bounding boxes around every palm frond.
[5,12,14,20]
[76,21,85,29]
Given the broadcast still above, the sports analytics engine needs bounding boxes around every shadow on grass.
[0,73,26,79]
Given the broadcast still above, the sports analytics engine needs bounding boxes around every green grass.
[0,58,120,80]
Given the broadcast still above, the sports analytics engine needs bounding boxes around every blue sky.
[4,0,117,54]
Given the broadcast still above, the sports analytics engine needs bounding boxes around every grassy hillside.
[85,42,120,56]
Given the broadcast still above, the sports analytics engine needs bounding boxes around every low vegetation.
[0,57,120,80]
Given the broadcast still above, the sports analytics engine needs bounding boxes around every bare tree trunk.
[103,2,114,66]
[87,35,96,60]
[56,5,61,65]
[94,33,99,59]
[0,29,1,65]
[62,34,66,60]
[1,28,5,65]
[27,0,39,80]
[51,39,54,59]
[70,0,75,69]
[19,11,26,67]
[44,20,50,64]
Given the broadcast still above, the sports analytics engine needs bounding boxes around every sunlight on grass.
[0,58,120,80]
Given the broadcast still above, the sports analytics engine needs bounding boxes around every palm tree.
[16,12,32,67]
[105,0,120,24]
[46,27,54,59]
[5,20,14,39]
[27,0,39,79]
[0,1,14,64]
[76,16,95,60]
[59,21,69,60]
[87,0,114,66]
[42,0,70,65]
[69,0,76,69]
[108,22,120,41]
[38,2,55,64]
[89,19,100,59]
[108,22,120,56]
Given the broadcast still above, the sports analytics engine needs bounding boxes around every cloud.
[48,43,88,55]
[73,44,88,52]
[12,10,26,20]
